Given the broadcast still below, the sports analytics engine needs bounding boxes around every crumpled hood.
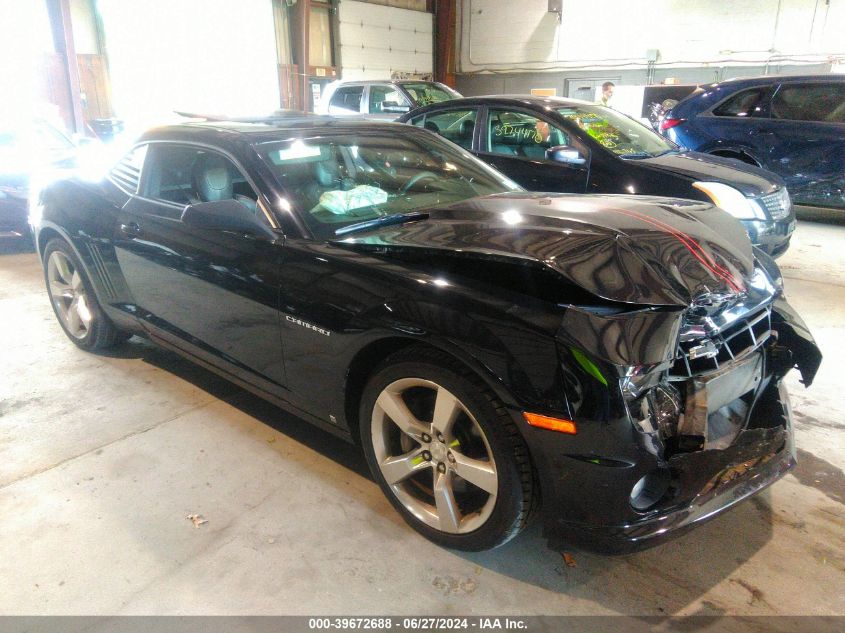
[334,193,756,307]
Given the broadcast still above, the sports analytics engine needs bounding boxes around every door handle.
[120,221,141,238]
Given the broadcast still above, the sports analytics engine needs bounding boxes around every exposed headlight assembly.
[693,181,766,221]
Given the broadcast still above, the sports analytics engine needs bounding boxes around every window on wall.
[771,83,845,123]
[309,4,333,68]
[272,0,292,65]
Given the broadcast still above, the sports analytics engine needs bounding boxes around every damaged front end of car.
[541,256,821,554]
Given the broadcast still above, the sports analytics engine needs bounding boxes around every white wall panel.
[459,0,845,72]
[338,0,433,80]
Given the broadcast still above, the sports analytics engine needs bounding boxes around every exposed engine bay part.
[677,352,763,449]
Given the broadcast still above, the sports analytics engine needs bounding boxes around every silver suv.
[316,80,461,120]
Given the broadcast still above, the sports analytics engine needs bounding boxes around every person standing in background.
[601,82,615,107]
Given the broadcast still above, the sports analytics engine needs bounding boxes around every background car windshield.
[260,132,520,239]
[402,83,459,106]
[557,105,675,157]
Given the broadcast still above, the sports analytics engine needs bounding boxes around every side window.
[772,83,845,123]
[415,109,478,150]
[369,85,410,114]
[486,110,571,159]
[712,87,768,117]
[141,145,258,217]
[328,85,364,114]
[109,145,148,193]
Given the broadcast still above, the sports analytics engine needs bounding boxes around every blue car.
[661,75,845,210]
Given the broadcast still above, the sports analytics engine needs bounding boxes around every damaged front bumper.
[544,381,795,554]
[529,283,820,555]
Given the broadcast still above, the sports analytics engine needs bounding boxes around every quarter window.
[109,145,147,193]
[771,83,845,123]
[713,87,768,117]
[328,85,364,114]
[486,110,570,159]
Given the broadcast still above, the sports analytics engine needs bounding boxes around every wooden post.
[45,0,85,133]
[434,0,456,87]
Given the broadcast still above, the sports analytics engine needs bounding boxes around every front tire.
[359,346,536,551]
[43,238,125,350]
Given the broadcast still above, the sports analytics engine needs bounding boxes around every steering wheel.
[400,171,439,193]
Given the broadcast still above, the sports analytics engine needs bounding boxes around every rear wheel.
[359,347,535,550]
[43,238,126,350]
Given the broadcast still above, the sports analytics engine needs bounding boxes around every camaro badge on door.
[285,314,331,337]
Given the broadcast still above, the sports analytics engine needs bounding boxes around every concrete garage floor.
[1,221,843,616]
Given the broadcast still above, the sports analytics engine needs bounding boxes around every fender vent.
[84,242,117,301]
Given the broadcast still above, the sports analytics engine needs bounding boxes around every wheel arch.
[705,146,763,168]
[36,223,111,309]
[343,335,523,444]
[35,224,70,261]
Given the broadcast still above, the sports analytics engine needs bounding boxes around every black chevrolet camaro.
[33,118,821,553]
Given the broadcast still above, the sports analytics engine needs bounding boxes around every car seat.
[191,153,257,213]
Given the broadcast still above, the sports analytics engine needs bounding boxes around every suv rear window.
[713,87,768,117]
[771,83,845,123]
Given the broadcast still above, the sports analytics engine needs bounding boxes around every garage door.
[337,0,433,80]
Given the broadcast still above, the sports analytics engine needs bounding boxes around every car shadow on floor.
[103,335,371,479]
[457,495,774,614]
[107,335,774,614]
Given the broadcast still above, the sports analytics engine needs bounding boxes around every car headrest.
[192,153,232,202]
[459,119,475,138]
[315,160,340,186]
[424,121,441,133]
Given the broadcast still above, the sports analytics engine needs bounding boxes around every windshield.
[556,104,675,157]
[259,131,520,240]
[401,83,460,106]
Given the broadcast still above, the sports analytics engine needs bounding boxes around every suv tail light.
[660,117,685,131]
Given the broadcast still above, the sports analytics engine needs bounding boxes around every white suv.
[317,80,461,120]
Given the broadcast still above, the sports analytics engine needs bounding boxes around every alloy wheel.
[47,250,93,339]
[370,378,499,534]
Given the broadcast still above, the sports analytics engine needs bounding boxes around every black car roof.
[707,74,845,89]
[400,95,600,115]
[138,118,413,145]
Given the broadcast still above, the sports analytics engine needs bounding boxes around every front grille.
[757,188,791,220]
[669,306,773,380]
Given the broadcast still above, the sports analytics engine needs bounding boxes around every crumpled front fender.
[772,295,822,386]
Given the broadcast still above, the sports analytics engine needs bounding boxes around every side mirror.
[181,200,273,238]
[381,101,412,114]
[545,145,588,166]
